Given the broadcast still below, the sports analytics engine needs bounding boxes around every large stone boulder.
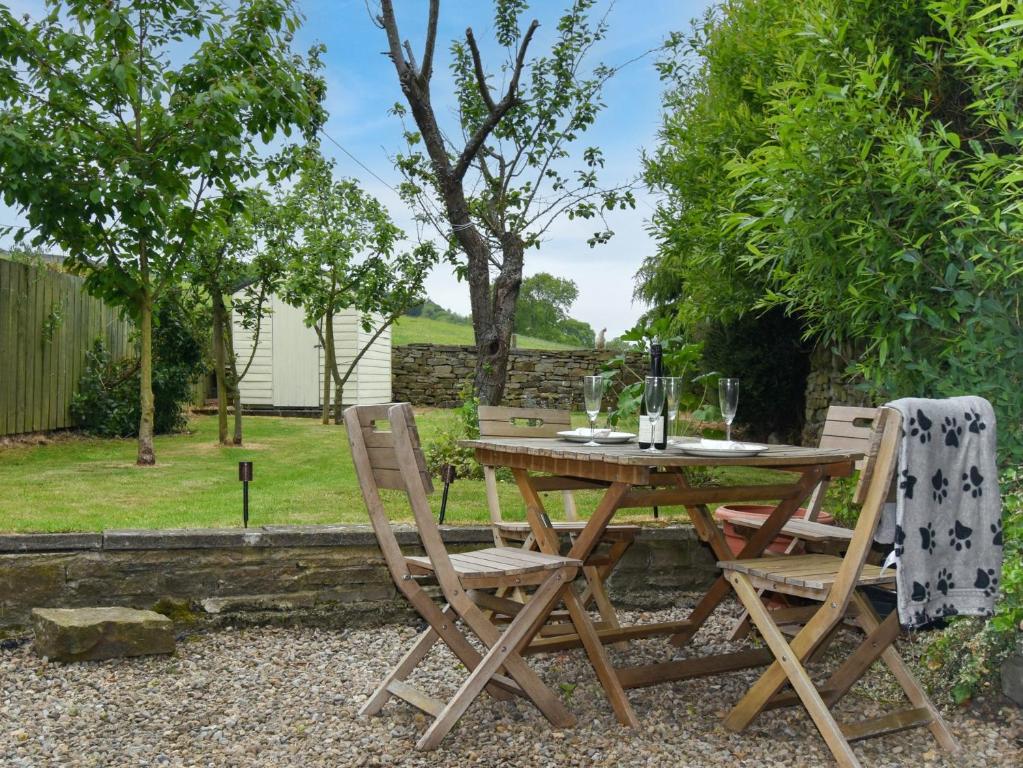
[32,607,174,662]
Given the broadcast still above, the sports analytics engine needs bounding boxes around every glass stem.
[589,415,595,435]
[726,422,732,442]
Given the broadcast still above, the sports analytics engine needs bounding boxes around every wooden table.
[463,437,863,727]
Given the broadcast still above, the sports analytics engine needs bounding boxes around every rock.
[32,607,174,662]
[1002,653,1023,706]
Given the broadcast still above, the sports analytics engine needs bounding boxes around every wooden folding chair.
[345,402,581,750]
[478,405,640,632]
[718,407,959,767]
[726,406,878,640]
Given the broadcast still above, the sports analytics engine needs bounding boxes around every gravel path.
[2,596,1020,767]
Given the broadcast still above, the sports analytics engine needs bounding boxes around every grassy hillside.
[392,315,574,350]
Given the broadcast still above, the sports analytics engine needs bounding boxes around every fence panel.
[0,259,133,436]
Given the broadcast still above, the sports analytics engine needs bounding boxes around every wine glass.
[644,376,665,453]
[582,376,604,446]
[718,378,739,443]
[665,376,683,445]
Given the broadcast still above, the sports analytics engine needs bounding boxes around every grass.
[392,315,573,350]
[0,412,784,533]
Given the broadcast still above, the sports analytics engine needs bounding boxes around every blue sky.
[3,0,714,336]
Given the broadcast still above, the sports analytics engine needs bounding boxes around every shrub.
[424,386,484,481]
[71,295,206,436]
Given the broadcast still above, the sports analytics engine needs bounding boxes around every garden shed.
[231,291,391,409]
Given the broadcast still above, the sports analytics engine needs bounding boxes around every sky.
[1,0,714,337]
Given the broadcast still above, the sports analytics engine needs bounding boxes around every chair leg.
[726,573,862,768]
[849,592,960,754]
[418,571,576,750]
[360,610,447,717]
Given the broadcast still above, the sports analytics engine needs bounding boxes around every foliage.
[601,315,716,431]
[392,314,571,350]
[380,0,634,403]
[71,294,207,437]
[642,0,1023,463]
[515,272,595,347]
[0,0,325,463]
[424,385,486,481]
[701,308,811,442]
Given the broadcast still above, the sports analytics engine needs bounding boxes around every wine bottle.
[651,337,668,449]
[639,337,668,449]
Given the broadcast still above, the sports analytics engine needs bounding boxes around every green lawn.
[0,412,782,533]
[392,315,573,350]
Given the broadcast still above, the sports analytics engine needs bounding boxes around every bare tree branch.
[420,0,439,84]
[452,19,539,182]
[465,27,496,113]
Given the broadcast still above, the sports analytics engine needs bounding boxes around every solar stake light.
[238,461,253,528]
[438,463,456,524]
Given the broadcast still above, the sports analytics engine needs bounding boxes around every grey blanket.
[876,397,1002,629]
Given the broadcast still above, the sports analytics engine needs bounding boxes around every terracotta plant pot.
[714,504,835,556]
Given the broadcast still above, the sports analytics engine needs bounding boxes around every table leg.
[512,469,639,726]
[669,466,825,647]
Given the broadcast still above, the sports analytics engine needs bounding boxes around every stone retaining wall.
[0,525,716,635]
[392,344,646,409]
[802,343,872,445]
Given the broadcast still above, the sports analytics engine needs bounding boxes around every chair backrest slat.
[346,402,461,596]
[819,405,878,472]
[344,403,413,583]
[830,407,902,603]
[478,405,572,439]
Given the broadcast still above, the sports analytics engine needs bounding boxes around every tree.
[377,0,634,404]
[0,0,324,464]
[277,148,438,423]
[189,190,282,446]
[642,0,1023,461]
[515,272,593,346]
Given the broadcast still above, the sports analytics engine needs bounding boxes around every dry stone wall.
[802,343,872,445]
[392,344,646,409]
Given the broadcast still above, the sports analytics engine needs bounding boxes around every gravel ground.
[2,595,1020,767]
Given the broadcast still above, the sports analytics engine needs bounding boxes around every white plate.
[673,438,769,457]
[558,430,636,444]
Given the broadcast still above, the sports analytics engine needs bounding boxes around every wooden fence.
[0,259,132,436]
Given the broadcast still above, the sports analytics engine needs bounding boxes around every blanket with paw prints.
[875,397,1002,629]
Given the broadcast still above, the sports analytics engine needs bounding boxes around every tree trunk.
[320,315,334,425]
[224,313,243,445]
[211,292,230,445]
[137,292,156,465]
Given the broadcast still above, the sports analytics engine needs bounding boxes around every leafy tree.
[377,0,634,404]
[0,0,324,464]
[643,0,1023,462]
[277,148,438,423]
[515,272,594,346]
[189,190,283,445]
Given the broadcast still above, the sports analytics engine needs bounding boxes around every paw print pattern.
[918,522,936,555]
[909,409,933,444]
[894,524,905,559]
[936,604,959,618]
[941,416,962,448]
[948,519,973,551]
[964,409,987,434]
[991,520,1003,547]
[936,568,955,595]
[911,580,931,603]
[974,568,999,597]
[899,469,917,500]
[961,465,984,498]
[931,468,949,503]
